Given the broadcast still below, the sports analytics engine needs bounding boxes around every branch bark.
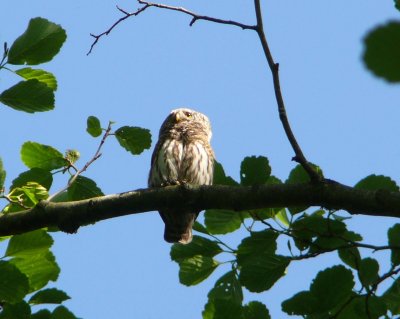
[1,182,399,237]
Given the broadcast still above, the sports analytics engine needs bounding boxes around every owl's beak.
[175,112,182,122]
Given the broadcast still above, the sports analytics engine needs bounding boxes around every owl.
[148,108,215,244]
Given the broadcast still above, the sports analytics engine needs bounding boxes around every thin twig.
[253,0,322,182]
[48,122,113,201]
[88,1,256,55]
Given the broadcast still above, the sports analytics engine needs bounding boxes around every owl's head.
[159,108,212,141]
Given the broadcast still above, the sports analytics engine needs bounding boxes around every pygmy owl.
[148,108,215,244]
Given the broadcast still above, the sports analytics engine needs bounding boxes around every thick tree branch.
[1,181,400,237]
[253,0,321,182]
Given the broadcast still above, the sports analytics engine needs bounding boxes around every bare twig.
[253,0,321,182]
[88,1,256,55]
[48,122,113,201]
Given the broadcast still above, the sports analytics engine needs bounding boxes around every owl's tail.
[159,210,198,244]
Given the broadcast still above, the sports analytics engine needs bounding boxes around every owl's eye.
[184,111,193,118]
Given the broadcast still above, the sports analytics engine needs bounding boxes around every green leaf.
[0,301,31,319]
[29,288,70,305]
[243,301,271,319]
[52,306,78,319]
[192,221,210,235]
[67,175,104,200]
[358,258,379,287]
[86,116,102,137]
[204,209,241,234]
[309,265,354,313]
[0,79,54,113]
[115,126,151,155]
[21,142,66,170]
[240,156,271,186]
[237,230,278,263]
[382,277,400,314]
[0,157,5,190]
[8,17,66,65]
[6,182,48,209]
[274,208,290,227]
[0,261,29,303]
[354,174,398,192]
[208,271,243,305]
[337,295,387,319]
[363,22,400,82]
[170,236,222,262]
[338,247,361,269]
[6,230,53,258]
[286,164,322,214]
[388,224,400,266]
[282,291,319,316]
[396,0,400,11]
[179,255,218,286]
[31,309,52,319]
[213,161,238,185]
[203,299,243,319]
[15,67,57,90]
[239,254,289,292]
[11,251,60,292]
[11,168,53,191]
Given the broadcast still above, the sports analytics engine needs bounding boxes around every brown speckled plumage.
[148,108,214,244]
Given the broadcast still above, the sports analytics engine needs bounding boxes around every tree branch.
[1,181,400,237]
[253,0,321,182]
[88,1,256,55]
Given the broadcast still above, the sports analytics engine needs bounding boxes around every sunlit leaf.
[6,230,53,258]
[8,17,66,65]
[115,126,151,155]
[355,174,398,192]
[15,68,57,90]
[21,142,66,170]
[68,175,104,201]
[11,168,53,191]
[179,255,218,286]
[0,261,29,303]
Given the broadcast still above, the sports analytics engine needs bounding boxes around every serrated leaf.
[354,174,398,192]
[0,261,29,303]
[358,258,379,287]
[6,230,53,258]
[363,22,400,82]
[15,68,57,90]
[203,299,243,319]
[213,161,238,185]
[0,301,31,319]
[282,291,319,316]
[21,142,66,170]
[240,156,271,186]
[208,271,243,305]
[52,306,78,319]
[204,209,241,234]
[0,157,5,190]
[115,126,151,155]
[337,295,387,319]
[388,224,400,266]
[243,301,271,319]
[179,255,218,286]
[11,251,60,292]
[67,175,103,201]
[0,79,54,113]
[192,221,210,235]
[239,254,289,292]
[237,230,278,263]
[309,265,354,313]
[382,277,400,314]
[29,288,70,305]
[86,116,102,137]
[338,247,361,269]
[11,168,53,191]
[170,236,222,262]
[8,17,66,65]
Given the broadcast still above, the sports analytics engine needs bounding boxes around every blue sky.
[1,1,399,318]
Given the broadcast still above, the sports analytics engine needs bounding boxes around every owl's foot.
[161,179,187,187]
